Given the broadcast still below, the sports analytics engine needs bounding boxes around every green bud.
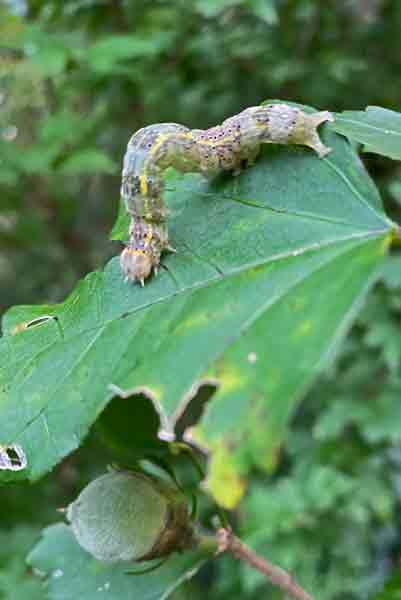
[66,470,194,563]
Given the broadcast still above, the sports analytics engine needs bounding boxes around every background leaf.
[0,526,43,600]
[331,107,401,160]
[371,568,401,599]
[27,523,211,600]
[58,150,117,176]
[86,34,174,74]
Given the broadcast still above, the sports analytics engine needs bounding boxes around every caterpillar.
[120,104,334,285]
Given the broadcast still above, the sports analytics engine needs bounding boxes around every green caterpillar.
[120,104,334,285]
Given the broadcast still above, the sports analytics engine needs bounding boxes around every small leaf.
[6,144,60,175]
[388,177,401,207]
[39,110,88,146]
[249,0,278,24]
[195,0,242,18]
[314,387,401,444]
[371,567,401,599]
[86,34,173,73]
[364,319,401,373]
[58,150,117,175]
[331,106,401,160]
[30,45,68,77]
[27,523,211,600]
[380,255,401,289]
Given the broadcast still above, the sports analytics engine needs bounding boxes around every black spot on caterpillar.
[120,104,334,284]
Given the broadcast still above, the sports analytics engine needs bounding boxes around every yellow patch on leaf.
[204,443,246,509]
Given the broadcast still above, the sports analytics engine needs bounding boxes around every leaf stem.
[391,225,401,245]
[192,530,221,557]
[216,528,315,600]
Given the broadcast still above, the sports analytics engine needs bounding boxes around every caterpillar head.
[120,246,155,286]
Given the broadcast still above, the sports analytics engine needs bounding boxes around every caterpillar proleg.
[120,104,334,284]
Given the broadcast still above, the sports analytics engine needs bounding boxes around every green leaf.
[364,318,401,373]
[86,34,173,73]
[0,112,394,506]
[110,198,130,241]
[371,568,401,599]
[27,523,211,600]
[380,255,401,289]
[195,0,242,18]
[3,141,60,175]
[238,464,358,595]
[39,110,96,147]
[331,106,401,161]
[388,177,401,207]
[58,150,117,175]
[314,388,401,444]
[0,526,43,600]
[29,45,68,77]
[249,0,278,24]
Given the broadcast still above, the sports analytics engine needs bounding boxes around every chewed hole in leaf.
[96,390,167,461]
[0,444,27,471]
[175,381,219,439]
[11,315,63,338]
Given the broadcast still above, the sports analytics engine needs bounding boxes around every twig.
[216,528,315,600]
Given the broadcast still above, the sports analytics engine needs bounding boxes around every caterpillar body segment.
[120,104,334,284]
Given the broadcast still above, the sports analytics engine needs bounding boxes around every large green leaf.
[27,524,210,600]
[0,114,395,504]
[331,106,401,160]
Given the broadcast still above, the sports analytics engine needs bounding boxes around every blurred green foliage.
[213,257,401,599]
[1,1,401,599]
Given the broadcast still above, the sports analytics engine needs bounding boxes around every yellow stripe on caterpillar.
[125,248,147,256]
[139,174,149,196]
[148,133,170,162]
[145,225,153,239]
